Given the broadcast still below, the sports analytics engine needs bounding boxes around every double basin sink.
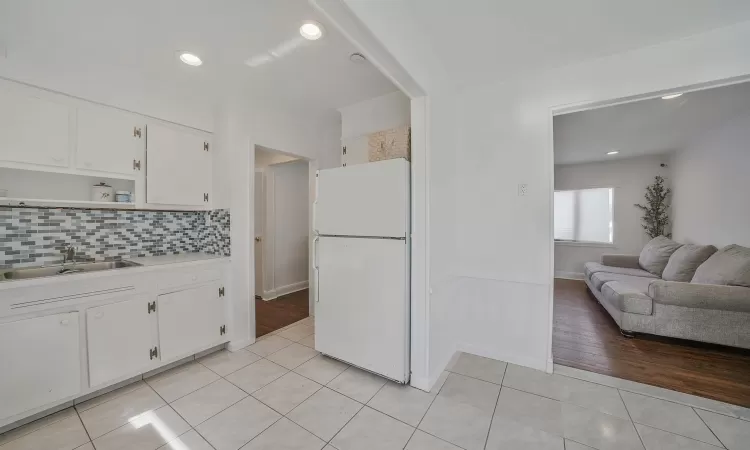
[1,260,142,282]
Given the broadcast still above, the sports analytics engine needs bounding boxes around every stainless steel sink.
[1,260,142,281]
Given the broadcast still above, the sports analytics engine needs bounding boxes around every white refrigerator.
[313,158,410,383]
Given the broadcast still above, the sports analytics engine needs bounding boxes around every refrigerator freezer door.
[315,236,409,382]
[315,158,409,238]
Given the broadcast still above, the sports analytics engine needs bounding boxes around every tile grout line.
[692,407,729,449]
[617,389,647,450]
[482,375,503,450]
[74,408,94,448]
[554,365,750,421]
[500,382,631,422]
[411,375,469,450]
[621,391,731,448]
[146,377,225,450]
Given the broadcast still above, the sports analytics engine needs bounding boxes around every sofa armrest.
[601,254,640,269]
[648,280,750,313]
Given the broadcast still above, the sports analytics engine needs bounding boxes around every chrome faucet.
[62,246,77,265]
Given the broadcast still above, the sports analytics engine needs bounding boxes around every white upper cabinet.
[76,105,144,176]
[146,122,212,207]
[0,84,72,168]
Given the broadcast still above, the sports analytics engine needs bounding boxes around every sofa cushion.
[584,262,658,281]
[639,236,683,276]
[662,244,718,282]
[601,281,653,315]
[590,272,657,293]
[692,245,750,287]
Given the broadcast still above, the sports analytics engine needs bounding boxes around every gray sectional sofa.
[583,237,750,349]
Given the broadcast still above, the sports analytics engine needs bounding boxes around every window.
[554,187,613,244]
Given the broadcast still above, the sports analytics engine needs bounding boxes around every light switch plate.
[518,183,528,196]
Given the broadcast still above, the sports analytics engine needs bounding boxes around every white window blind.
[554,187,613,244]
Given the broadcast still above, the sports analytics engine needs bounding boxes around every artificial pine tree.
[634,175,671,238]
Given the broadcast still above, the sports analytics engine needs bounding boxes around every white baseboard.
[227,338,254,352]
[554,271,584,280]
[263,280,309,301]
[456,342,548,372]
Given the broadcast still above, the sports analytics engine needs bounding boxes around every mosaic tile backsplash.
[0,207,230,269]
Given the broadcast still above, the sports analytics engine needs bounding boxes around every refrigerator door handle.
[313,236,320,302]
[313,236,320,270]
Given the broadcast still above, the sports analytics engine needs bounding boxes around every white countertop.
[130,253,229,267]
[0,253,230,290]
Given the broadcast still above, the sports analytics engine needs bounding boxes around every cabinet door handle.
[60,319,69,326]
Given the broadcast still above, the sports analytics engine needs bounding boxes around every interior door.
[146,123,212,206]
[86,295,154,387]
[315,236,409,382]
[254,171,264,297]
[157,283,226,361]
[77,105,143,175]
[0,313,80,421]
[0,85,71,168]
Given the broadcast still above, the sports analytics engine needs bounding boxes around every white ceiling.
[392,0,750,88]
[0,0,397,122]
[554,81,750,165]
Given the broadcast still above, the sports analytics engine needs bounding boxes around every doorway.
[253,145,314,339]
[551,80,750,406]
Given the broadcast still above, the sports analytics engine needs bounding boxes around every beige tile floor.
[2,316,750,450]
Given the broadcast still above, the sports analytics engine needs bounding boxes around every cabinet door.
[342,136,369,166]
[77,106,144,175]
[146,123,212,206]
[0,312,80,421]
[157,283,225,361]
[0,85,71,168]
[86,295,154,388]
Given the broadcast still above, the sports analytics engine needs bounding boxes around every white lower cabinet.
[157,283,226,361]
[0,312,81,421]
[86,294,156,388]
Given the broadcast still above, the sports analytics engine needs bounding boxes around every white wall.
[264,160,310,297]
[215,99,341,349]
[449,21,750,376]
[671,110,750,248]
[339,90,411,139]
[554,155,669,278]
[255,148,298,169]
[338,91,410,166]
[344,16,750,385]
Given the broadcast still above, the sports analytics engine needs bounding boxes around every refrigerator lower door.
[315,236,409,383]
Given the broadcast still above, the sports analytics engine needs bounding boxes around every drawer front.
[157,267,221,293]
[0,276,138,317]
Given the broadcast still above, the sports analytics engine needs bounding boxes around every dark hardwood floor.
[256,289,310,338]
[553,278,750,407]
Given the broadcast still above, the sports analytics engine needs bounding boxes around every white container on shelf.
[115,191,131,203]
[91,182,114,202]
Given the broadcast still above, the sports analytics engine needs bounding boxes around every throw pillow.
[692,244,750,287]
[662,244,717,282]
[639,236,683,277]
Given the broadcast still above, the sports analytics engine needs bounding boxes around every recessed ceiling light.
[661,93,683,100]
[300,21,324,40]
[178,52,202,66]
[349,52,367,64]
[607,151,619,155]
